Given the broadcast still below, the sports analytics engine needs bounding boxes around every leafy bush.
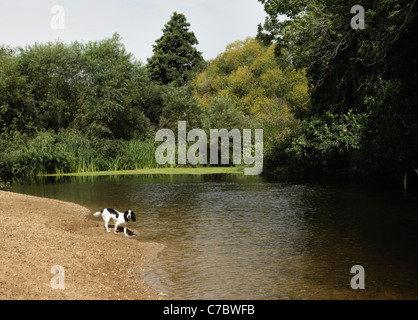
[286,111,364,173]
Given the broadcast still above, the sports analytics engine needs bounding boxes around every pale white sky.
[0,0,268,62]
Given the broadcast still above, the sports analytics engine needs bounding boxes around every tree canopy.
[193,37,309,119]
[147,12,204,86]
[1,5,417,181]
[258,0,418,177]
[1,33,152,140]
[258,0,417,115]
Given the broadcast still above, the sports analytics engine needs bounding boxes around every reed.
[124,139,160,170]
[60,135,162,173]
[0,131,233,177]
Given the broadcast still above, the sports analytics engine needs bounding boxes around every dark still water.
[8,174,418,299]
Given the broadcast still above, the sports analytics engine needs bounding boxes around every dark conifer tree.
[147,12,204,86]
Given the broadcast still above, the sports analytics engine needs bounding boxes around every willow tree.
[193,37,309,118]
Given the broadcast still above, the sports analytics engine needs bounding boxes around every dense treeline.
[1,3,416,183]
[258,0,418,181]
[0,11,308,177]
[0,33,160,176]
[1,34,151,140]
[192,37,308,171]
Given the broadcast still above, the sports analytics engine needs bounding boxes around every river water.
[9,174,418,299]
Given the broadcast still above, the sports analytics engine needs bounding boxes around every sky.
[0,0,268,62]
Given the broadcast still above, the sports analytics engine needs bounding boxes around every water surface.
[9,174,418,299]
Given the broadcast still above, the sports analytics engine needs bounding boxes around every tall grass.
[0,130,163,177]
[0,129,247,178]
[58,131,96,173]
[123,140,160,170]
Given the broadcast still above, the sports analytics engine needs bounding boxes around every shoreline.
[43,166,244,177]
[0,190,165,300]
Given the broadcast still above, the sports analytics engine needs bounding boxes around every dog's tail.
[93,211,102,217]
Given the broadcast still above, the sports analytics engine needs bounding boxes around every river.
[9,173,418,299]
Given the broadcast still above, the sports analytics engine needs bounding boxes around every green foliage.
[4,34,152,140]
[202,95,248,132]
[159,85,203,132]
[0,130,160,177]
[147,12,204,86]
[0,131,72,176]
[258,114,301,172]
[17,41,81,132]
[287,111,364,173]
[1,32,235,178]
[73,34,151,139]
[356,78,418,176]
[124,139,160,170]
[137,82,165,125]
[193,37,309,118]
[258,0,417,116]
[258,0,418,177]
[192,37,309,172]
[0,47,34,135]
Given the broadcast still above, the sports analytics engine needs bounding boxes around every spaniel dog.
[93,208,136,237]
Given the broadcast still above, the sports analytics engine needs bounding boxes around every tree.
[74,33,151,139]
[147,12,204,86]
[0,46,34,135]
[193,37,309,118]
[12,34,152,140]
[258,0,417,115]
[202,95,248,132]
[18,41,82,132]
[159,85,202,132]
[258,0,418,177]
[136,82,164,126]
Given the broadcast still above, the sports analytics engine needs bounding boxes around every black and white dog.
[93,208,136,237]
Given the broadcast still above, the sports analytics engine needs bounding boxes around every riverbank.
[0,190,165,300]
[44,166,244,177]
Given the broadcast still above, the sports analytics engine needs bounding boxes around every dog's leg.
[104,217,111,233]
[114,221,120,234]
[124,227,129,237]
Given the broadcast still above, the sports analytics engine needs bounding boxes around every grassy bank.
[0,131,163,177]
[44,166,244,177]
[0,131,249,178]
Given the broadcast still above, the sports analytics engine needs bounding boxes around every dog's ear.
[124,210,136,222]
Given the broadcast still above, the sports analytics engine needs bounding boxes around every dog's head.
[124,210,136,222]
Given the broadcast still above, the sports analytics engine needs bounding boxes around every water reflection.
[9,174,418,299]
